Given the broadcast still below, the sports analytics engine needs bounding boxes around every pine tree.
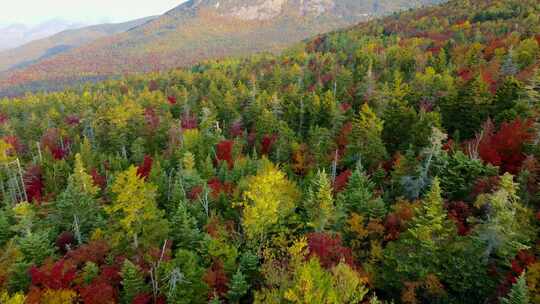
[408,178,453,249]
[305,170,335,231]
[347,103,388,168]
[71,153,99,196]
[227,270,249,303]
[170,201,203,249]
[121,260,147,304]
[500,273,530,304]
[337,165,385,219]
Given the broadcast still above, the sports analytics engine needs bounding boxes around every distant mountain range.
[0,20,86,51]
[0,17,157,73]
[0,0,444,96]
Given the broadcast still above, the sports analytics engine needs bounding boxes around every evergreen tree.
[305,170,335,231]
[408,178,453,249]
[227,270,249,303]
[121,260,147,304]
[347,103,388,168]
[170,200,203,249]
[500,273,530,304]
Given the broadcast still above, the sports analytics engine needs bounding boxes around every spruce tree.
[305,170,335,231]
[120,260,147,304]
[500,273,530,304]
[227,270,249,303]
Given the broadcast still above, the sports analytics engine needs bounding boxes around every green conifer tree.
[500,273,530,304]
[121,260,147,304]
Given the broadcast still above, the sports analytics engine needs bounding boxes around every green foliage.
[120,260,147,304]
[170,201,203,249]
[227,270,250,303]
[473,173,536,262]
[500,273,530,304]
[304,170,335,231]
[17,231,55,264]
[435,151,498,201]
[163,249,208,304]
[347,103,388,168]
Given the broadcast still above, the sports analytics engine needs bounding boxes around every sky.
[1,0,188,25]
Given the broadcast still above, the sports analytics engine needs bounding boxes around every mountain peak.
[168,0,338,21]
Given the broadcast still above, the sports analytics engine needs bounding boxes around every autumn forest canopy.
[1,0,540,303]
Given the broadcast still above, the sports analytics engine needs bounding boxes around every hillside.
[0,0,442,96]
[0,0,539,303]
[0,16,157,73]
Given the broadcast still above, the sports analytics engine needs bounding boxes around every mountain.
[0,0,443,96]
[0,16,157,73]
[0,20,86,51]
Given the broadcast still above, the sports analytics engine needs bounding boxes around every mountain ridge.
[0,0,444,96]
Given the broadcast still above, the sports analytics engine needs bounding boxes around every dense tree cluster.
[0,0,539,303]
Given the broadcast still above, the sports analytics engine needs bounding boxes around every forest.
[0,0,540,303]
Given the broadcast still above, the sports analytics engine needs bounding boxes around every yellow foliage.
[0,139,14,163]
[285,258,368,304]
[240,160,300,242]
[71,153,99,196]
[0,292,26,304]
[182,129,200,151]
[107,166,159,246]
[347,213,369,240]
[40,289,77,304]
[106,100,144,129]
[528,262,540,304]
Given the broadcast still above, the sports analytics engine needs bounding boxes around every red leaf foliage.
[168,96,177,105]
[216,140,234,168]
[29,259,77,290]
[181,113,198,130]
[4,135,25,154]
[333,170,352,193]
[41,128,70,160]
[55,231,76,254]
[478,118,534,174]
[203,260,229,298]
[230,120,244,138]
[446,202,472,236]
[208,178,233,199]
[24,165,44,204]
[79,280,118,304]
[261,134,278,155]
[307,232,354,269]
[133,293,153,304]
[137,155,153,180]
[66,240,110,266]
[65,115,81,126]
[90,168,106,189]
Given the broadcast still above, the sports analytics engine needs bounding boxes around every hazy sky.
[1,0,187,25]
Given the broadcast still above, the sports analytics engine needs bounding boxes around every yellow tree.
[240,160,300,244]
[107,166,165,248]
[0,139,14,163]
[71,153,99,197]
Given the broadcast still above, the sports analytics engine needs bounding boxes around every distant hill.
[0,0,443,96]
[0,20,86,51]
[0,17,157,73]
